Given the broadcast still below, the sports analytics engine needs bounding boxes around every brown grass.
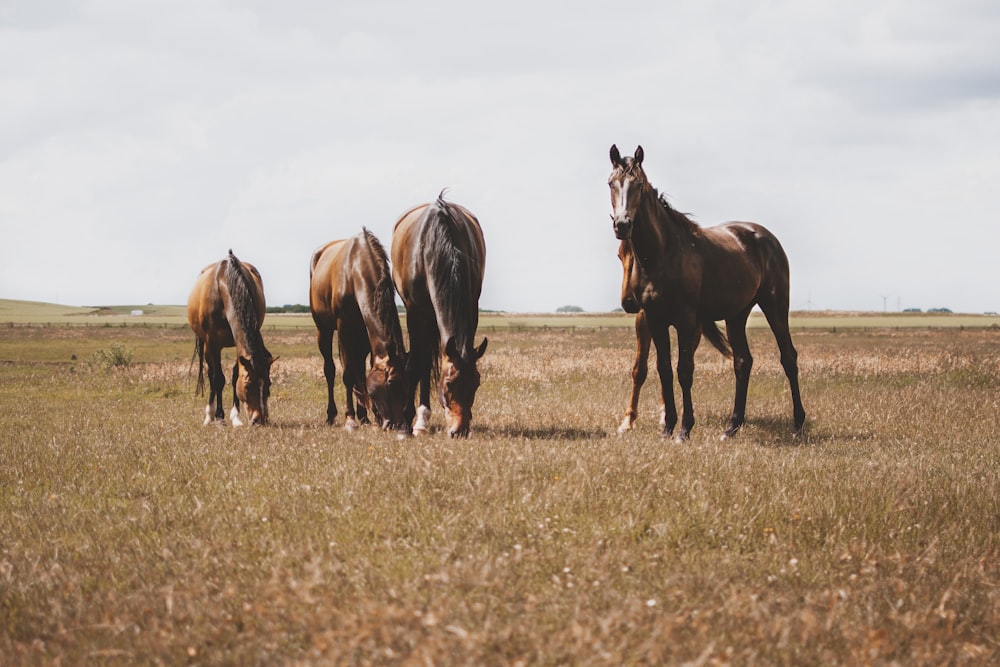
[1,324,999,664]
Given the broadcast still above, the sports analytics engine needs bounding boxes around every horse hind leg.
[723,309,754,440]
[759,298,807,436]
[318,328,338,425]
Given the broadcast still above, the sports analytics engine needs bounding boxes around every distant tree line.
[266,304,310,314]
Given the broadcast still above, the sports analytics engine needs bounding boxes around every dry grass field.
[1,315,999,665]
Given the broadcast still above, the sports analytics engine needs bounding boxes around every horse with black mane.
[609,145,805,441]
[187,250,275,426]
[391,193,487,437]
[309,228,409,432]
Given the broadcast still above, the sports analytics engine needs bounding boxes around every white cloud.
[1,0,999,313]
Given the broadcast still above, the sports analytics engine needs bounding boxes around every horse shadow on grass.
[725,415,873,449]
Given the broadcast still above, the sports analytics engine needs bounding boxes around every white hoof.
[617,418,634,434]
[413,405,431,435]
[344,417,358,432]
[203,405,214,426]
[230,406,244,427]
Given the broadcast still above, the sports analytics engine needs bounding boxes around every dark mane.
[655,190,703,238]
[361,227,406,355]
[425,194,475,359]
[225,250,270,367]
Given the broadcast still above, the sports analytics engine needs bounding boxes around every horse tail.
[192,336,206,396]
[702,320,732,358]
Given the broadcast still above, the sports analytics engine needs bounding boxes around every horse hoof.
[617,420,634,435]
[344,418,358,432]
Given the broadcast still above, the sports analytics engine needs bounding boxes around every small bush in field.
[91,342,135,369]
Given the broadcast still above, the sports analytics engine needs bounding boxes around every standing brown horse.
[391,193,487,437]
[609,145,805,441]
[309,228,409,432]
[187,250,275,426]
[616,238,731,434]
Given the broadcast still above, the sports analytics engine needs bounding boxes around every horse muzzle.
[613,218,632,240]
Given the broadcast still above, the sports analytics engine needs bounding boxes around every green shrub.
[91,342,135,369]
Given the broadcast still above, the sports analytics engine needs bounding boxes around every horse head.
[236,355,276,425]
[366,352,410,433]
[439,336,488,438]
[609,144,649,240]
[617,239,644,314]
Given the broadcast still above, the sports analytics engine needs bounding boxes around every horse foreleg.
[675,320,701,442]
[404,321,433,436]
[649,322,677,437]
[204,347,226,425]
[340,344,369,431]
[414,371,432,435]
[229,360,244,426]
[723,310,754,440]
[619,312,651,434]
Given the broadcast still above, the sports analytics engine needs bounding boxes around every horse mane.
[361,227,406,355]
[225,250,271,366]
[654,190,704,239]
[425,192,476,361]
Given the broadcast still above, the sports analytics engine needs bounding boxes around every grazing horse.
[187,250,275,426]
[391,193,487,437]
[616,238,731,434]
[309,228,409,432]
[609,144,805,440]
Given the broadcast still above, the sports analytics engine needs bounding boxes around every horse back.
[699,221,791,315]
[187,258,265,347]
[309,238,355,322]
[391,201,486,310]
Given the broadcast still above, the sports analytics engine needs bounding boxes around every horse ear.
[634,145,644,165]
[445,336,459,360]
[475,337,488,359]
[268,356,279,367]
[238,356,253,375]
[610,144,622,167]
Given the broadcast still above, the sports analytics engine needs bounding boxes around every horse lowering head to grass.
[391,193,487,438]
[609,144,805,441]
[187,250,275,426]
[309,228,409,433]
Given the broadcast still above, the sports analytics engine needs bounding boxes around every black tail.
[191,337,205,395]
[702,320,732,358]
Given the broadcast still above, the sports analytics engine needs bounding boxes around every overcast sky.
[2,0,998,313]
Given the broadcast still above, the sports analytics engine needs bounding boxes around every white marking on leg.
[618,416,634,434]
[413,405,431,435]
[230,405,244,427]
[204,404,214,426]
[344,416,358,432]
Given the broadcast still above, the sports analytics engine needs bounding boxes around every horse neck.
[425,211,481,360]
[357,235,406,361]
[223,266,268,366]
[633,188,691,267]
[359,284,406,361]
